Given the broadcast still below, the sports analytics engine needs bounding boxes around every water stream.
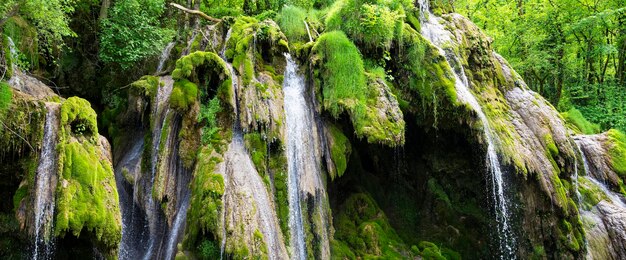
[282,53,331,259]
[32,103,60,260]
[418,1,516,257]
[283,53,309,259]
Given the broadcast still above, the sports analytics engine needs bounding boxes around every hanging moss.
[277,5,308,43]
[170,51,232,111]
[0,82,12,119]
[129,75,161,98]
[55,97,121,254]
[327,124,351,180]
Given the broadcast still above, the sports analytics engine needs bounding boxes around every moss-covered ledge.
[311,31,405,146]
[55,97,121,258]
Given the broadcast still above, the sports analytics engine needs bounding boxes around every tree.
[99,0,174,69]
[0,0,76,47]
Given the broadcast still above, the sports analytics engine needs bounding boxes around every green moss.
[269,152,290,244]
[328,124,351,180]
[170,51,231,111]
[55,97,122,253]
[170,79,198,111]
[0,82,12,119]
[312,31,367,117]
[561,108,601,134]
[185,146,225,248]
[129,75,160,98]
[277,5,308,43]
[427,178,452,208]
[393,26,458,115]
[543,134,559,158]
[606,129,626,179]
[244,133,268,174]
[332,192,417,258]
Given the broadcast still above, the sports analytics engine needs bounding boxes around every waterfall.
[32,103,60,260]
[282,53,331,259]
[418,1,516,258]
[219,29,232,260]
[156,42,176,73]
[216,34,287,258]
[116,136,146,260]
[283,53,308,259]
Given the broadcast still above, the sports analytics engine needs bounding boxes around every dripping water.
[32,103,60,260]
[417,1,517,258]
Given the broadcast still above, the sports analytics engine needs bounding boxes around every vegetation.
[456,0,626,132]
[99,0,174,69]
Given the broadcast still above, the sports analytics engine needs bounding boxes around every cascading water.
[156,42,176,73]
[282,53,331,259]
[32,103,60,260]
[417,1,516,257]
[283,53,309,259]
[219,29,232,260]
[216,32,287,259]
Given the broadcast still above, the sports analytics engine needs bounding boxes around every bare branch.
[169,3,221,23]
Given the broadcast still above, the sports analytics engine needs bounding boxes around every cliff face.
[1,0,626,259]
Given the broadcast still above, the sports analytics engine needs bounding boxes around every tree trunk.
[98,0,110,21]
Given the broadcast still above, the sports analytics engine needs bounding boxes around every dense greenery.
[3,0,626,259]
[99,0,174,69]
[456,0,626,132]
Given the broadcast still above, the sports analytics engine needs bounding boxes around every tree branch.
[169,3,221,23]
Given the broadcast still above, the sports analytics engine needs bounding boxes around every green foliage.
[325,0,407,52]
[456,0,626,131]
[1,0,76,51]
[561,108,601,134]
[99,0,174,69]
[199,97,222,146]
[197,239,220,259]
[2,17,38,71]
[606,129,626,178]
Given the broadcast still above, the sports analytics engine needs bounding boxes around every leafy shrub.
[325,0,406,52]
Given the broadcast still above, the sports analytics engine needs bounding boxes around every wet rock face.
[575,134,624,191]
[8,70,57,100]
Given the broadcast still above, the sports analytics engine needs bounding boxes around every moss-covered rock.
[311,31,405,146]
[55,97,121,257]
